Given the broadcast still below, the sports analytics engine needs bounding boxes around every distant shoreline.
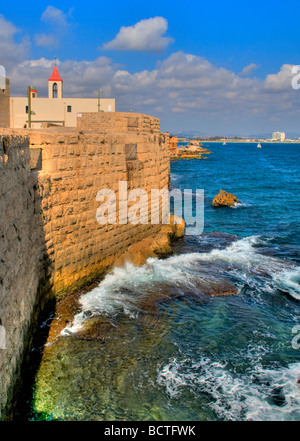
[178,140,300,144]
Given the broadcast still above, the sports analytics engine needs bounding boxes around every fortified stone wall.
[0,79,10,128]
[0,113,170,417]
[26,128,170,298]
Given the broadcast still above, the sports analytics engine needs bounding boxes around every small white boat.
[257,143,262,148]
[223,140,227,145]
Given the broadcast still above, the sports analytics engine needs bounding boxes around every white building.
[8,64,115,129]
[272,132,286,142]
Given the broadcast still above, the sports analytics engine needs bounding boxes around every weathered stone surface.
[172,215,185,238]
[77,112,161,134]
[0,134,49,420]
[212,190,241,207]
[113,231,171,268]
[160,215,185,239]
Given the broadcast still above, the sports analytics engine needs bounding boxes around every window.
[67,105,72,113]
[25,106,28,114]
[52,82,58,98]
[125,144,137,161]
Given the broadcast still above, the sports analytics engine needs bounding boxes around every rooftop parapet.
[76,112,160,134]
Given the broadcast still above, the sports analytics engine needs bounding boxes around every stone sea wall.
[0,113,170,418]
[27,129,170,298]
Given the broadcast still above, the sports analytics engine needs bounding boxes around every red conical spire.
[48,65,63,82]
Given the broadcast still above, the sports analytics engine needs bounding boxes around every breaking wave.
[62,235,300,336]
[192,235,300,300]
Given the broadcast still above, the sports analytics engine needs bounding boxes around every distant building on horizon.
[3,63,115,129]
[272,131,286,142]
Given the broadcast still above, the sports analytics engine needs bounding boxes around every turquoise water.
[173,142,300,247]
[28,142,300,421]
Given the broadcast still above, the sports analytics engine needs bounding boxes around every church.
[5,63,115,129]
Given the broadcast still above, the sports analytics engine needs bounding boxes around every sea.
[25,142,300,421]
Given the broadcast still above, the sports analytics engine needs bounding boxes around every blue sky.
[1,1,300,136]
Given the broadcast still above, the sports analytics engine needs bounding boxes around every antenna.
[98,89,103,112]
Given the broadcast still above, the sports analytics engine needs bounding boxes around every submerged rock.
[267,387,287,407]
[212,190,241,207]
[194,277,238,297]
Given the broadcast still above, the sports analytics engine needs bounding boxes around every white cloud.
[102,17,173,52]
[264,64,295,91]
[41,6,69,28]
[34,6,72,50]
[240,63,259,76]
[34,33,56,48]
[0,14,18,37]
[106,52,300,132]
[8,52,300,128]
[0,15,30,70]
[2,10,300,136]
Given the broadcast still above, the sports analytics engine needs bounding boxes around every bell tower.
[48,58,63,99]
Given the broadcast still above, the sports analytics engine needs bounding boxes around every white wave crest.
[231,202,252,209]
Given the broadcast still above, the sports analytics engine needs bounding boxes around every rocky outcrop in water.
[212,190,241,207]
[114,215,185,267]
[174,146,212,159]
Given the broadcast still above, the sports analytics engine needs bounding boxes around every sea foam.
[158,356,300,421]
